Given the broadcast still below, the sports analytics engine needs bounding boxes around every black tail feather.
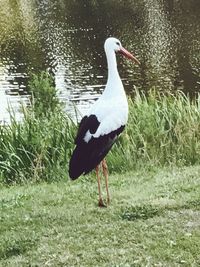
[69,144,87,180]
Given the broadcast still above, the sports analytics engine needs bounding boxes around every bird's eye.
[116,42,120,46]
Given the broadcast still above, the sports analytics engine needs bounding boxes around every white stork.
[69,37,140,207]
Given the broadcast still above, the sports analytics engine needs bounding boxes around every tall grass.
[0,109,75,184]
[1,72,200,184]
[109,90,200,172]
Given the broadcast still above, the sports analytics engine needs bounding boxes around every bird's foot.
[98,198,107,208]
[107,197,110,206]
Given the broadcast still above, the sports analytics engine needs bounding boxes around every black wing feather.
[75,115,100,145]
[69,122,125,180]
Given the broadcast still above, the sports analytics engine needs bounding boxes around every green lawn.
[0,165,200,266]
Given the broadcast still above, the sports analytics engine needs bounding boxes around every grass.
[0,109,75,183]
[109,90,200,172]
[0,72,76,184]
[0,165,200,266]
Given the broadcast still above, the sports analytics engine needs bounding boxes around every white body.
[84,37,128,142]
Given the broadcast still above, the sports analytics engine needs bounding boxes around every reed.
[109,90,200,172]
[0,108,76,184]
[1,72,200,184]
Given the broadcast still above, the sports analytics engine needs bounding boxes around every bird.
[69,37,140,207]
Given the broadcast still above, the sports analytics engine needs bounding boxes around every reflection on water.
[0,0,200,122]
[142,0,175,89]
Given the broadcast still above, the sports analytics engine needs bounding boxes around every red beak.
[119,47,140,65]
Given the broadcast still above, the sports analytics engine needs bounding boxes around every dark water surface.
[0,0,200,121]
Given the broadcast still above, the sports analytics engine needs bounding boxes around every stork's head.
[104,37,140,64]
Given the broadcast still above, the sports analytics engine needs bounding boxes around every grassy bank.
[0,165,200,266]
[1,73,200,183]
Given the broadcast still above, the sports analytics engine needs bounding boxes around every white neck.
[106,49,120,83]
[103,49,123,97]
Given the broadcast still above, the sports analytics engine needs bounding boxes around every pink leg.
[102,159,110,205]
[96,165,106,207]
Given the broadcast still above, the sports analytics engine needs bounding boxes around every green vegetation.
[0,72,75,184]
[28,72,61,118]
[0,166,200,266]
[109,90,200,172]
[1,73,200,184]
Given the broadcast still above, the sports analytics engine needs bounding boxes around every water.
[0,0,200,122]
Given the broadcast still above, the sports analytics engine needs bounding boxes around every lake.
[0,0,200,122]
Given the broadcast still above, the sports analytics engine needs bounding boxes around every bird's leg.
[102,158,110,205]
[96,165,106,207]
